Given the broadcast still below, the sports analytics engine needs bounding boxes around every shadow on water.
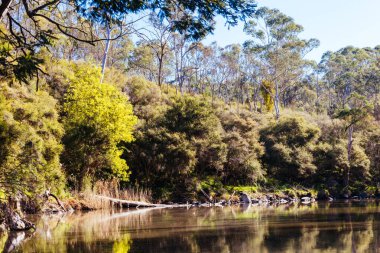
[2,201,380,252]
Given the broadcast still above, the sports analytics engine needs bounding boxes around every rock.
[280,199,288,204]
[3,230,35,253]
[251,198,260,204]
[240,193,252,204]
[4,207,35,231]
[3,232,26,253]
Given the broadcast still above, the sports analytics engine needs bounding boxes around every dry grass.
[94,180,152,203]
[68,180,153,210]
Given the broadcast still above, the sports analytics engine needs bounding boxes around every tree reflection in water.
[2,201,380,252]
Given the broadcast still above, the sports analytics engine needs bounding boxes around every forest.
[0,0,379,208]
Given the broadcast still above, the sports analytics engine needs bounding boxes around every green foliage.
[0,83,64,198]
[313,141,349,192]
[219,111,264,185]
[260,116,320,183]
[366,127,380,183]
[124,82,227,200]
[163,95,227,177]
[62,62,137,189]
[334,93,374,129]
[0,28,44,83]
[76,0,256,40]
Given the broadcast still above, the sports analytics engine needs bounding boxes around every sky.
[204,0,380,62]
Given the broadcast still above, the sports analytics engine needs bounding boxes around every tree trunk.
[0,0,12,20]
[101,23,111,83]
[274,82,281,120]
[345,125,354,193]
[158,56,163,87]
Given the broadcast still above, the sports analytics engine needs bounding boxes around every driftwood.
[93,195,191,208]
[199,187,213,203]
[43,190,66,212]
[93,195,168,208]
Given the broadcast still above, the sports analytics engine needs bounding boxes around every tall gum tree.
[243,7,319,119]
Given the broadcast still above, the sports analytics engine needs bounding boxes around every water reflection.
[2,201,380,252]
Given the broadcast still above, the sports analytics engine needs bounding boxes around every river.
[1,201,380,252]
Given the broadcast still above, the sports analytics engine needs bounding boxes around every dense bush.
[219,111,265,185]
[123,83,227,201]
[0,83,65,198]
[260,116,320,183]
[1,59,379,201]
[61,63,137,190]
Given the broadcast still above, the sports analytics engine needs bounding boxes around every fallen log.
[93,195,168,208]
[43,190,66,212]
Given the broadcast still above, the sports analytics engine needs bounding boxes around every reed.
[70,180,153,210]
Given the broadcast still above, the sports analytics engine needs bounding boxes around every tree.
[219,111,264,185]
[0,0,257,82]
[123,78,227,200]
[260,116,320,183]
[243,7,319,119]
[0,82,65,199]
[335,94,373,193]
[61,62,137,190]
[135,14,173,87]
[319,46,380,116]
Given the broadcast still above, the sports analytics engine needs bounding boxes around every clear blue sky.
[204,0,380,62]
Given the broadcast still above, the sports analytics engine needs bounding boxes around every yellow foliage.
[261,80,274,112]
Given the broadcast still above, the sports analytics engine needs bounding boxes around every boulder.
[301,197,311,204]
[5,208,35,231]
[240,193,252,204]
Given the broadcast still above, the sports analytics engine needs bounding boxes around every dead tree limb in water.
[43,190,66,212]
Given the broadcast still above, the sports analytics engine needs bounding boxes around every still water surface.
[2,201,380,252]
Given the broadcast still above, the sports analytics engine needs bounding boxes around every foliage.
[0,83,64,198]
[260,116,320,183]
[260,80,274,112]
[219,111,265,185]
[0,27,44,83]
[0,0,257,81]
[123,81,227,201]
[1,2,380,201]
[62,62,137,190]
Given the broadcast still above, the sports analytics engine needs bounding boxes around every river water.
[2,201,380,252]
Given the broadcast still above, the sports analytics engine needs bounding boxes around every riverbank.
[2,184,378,233]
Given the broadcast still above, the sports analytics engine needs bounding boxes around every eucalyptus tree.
[319,46,379,192]
[135,13,176,87]
[243,7,319,119]
[170,32,199,93]
[128,43,157,81]
[0,0,257,83]
[318,47,378,109]
[185,43,212,94]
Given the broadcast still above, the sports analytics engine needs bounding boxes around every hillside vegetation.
[0,3,379,205]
